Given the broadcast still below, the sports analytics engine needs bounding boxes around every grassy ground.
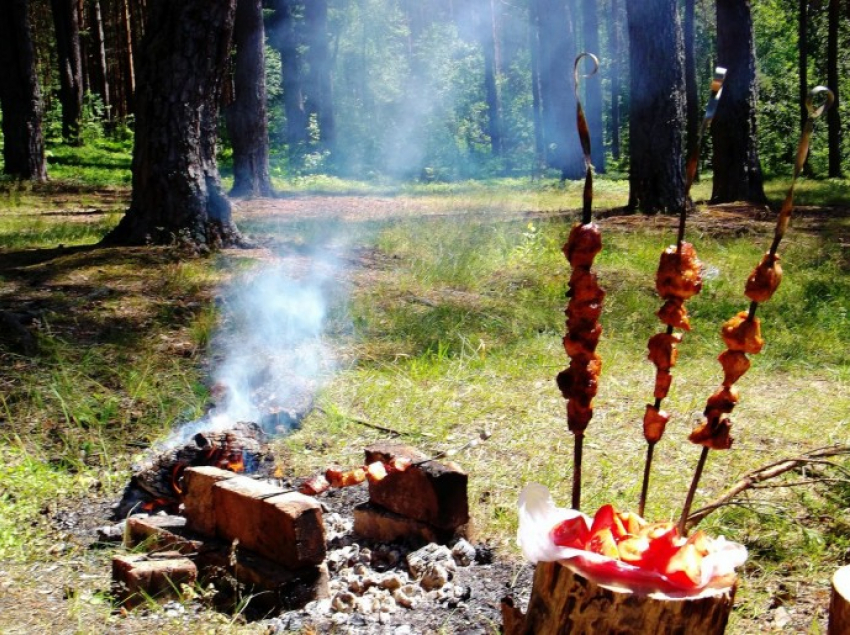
[1,145,849,632]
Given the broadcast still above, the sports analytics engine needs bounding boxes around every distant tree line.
[0,0,846,248]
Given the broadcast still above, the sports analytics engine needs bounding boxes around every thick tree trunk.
[625,0,686,214]
[535,0,583,180]
[50,0,85,143]
[503,562,736,635]
[103,0,242,248]
[581,0,604,173]
[226,0,273,197]
[303,0,335,152]
[711,0,767,205]
[609,0,621,161]
[827,0,842,178]
[0,0,48,181]
[268,0,309,153]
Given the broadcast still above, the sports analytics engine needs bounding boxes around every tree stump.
[828,565,850,634]
[502,561,736,635]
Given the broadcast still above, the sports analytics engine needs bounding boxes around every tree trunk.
[581,0,604,173]
[51,0,85,143]
[481,0,503,159]
[268,0,309,153]
[103,0,242,248]
[684,0,699,179]
[609,0,621,162]
[120,0,136,115]
[625,0,686,214]
[827,0,842,178]
[303,0,335,152]
[799,0,808,136]
[0,0,48,181]
[529,0,546,171]
[226,0,273,197]
[90,0,111,120]
[710,0,767,205]
[503,561,736,634]
[535,0,583,180]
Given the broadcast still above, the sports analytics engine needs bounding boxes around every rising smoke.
[162,251,344,448]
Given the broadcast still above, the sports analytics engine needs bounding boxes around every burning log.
[115,420,269,518]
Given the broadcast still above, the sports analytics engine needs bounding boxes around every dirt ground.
[1,193,847,634]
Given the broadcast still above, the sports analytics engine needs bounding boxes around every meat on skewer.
[745,253,783,303]
[656,298,692,331]
[656,243,703,301]
[565,223,603,267]
[718,350,751,387]
[721,311,764,354]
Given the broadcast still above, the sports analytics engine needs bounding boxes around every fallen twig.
[315,407,403,437]
[686,443,850,528]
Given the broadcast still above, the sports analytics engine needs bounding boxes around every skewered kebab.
[556,53,600,511]
[637,68,726,516]
[678,86,834,535]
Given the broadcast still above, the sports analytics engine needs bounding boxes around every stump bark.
[502,561,736,635]
[828,565,850,634]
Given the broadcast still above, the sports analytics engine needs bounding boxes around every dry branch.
[686,444,850,528]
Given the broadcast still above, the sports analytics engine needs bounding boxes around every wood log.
[502,561,736,635]
[828,565,850,634]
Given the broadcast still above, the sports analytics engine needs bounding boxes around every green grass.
[0,173,848,631]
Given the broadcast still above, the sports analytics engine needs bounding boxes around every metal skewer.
[638,67,726,518]
[679,85,834,535]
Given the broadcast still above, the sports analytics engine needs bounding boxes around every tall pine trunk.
[711,0,767,205]
[0,0,48,181]
[625,0,686,213]
[609,0,621,162]
[684,0,699,177]
[528,0,546,172]
[827,0,842,177]
[90,0,111,120]
[304,0,335,152]
[104,0,242,248]
[482,0,503,159]
[226,0,273,196]
[268,0,309,153]
[50,0,84,143]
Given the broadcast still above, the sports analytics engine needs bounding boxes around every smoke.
[162,251,343,448]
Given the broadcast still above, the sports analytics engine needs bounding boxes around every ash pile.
[107,442,519,633]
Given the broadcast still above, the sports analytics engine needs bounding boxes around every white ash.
[268,534,478,634]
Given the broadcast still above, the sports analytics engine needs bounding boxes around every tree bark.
[710,0,767,205]
[827,0,842,178]
[90,0,111,120]
[625,0,686,214]
[799,0,808,136]
[103,0,242,248]
[481,0,503,159]
[528,0,546,171]
[50,0,85,143]
[0,0,48,181]
[303,0,335,152]
[609,0,621,162]
[268,0,309,153]
[226,0,273,197]
[829,566,850,634]
[503,561,736,635]
[684,0,699,179]
[581,0,604,173]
